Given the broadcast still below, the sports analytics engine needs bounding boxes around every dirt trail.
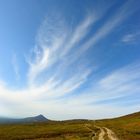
[103,127,119,140]
[97,127,119,140]
[98,127,105,140]
[84,124,119,140]
[84,124,96,140]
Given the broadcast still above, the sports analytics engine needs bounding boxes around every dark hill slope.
[0,114,48,124]
[118,111,140,119]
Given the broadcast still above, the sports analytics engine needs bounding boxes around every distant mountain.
[0,114,48,124]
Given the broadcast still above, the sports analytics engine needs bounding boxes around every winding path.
[98,127,105,140]
[85,124,119,140]
[103,127,119,140]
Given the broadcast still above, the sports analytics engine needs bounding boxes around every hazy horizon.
[0,0,140,120]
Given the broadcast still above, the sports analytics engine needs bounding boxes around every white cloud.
[0,1,140,119]
[27,2,114,86]
[122,34,136,43]
[83,63,140,103]
[0,61,140,119]
[62,0,140,65]
[61,15,96,57]
[122,32,140,44]
[27,15,94,85]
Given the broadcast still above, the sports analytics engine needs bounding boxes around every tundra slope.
[0,111,139,139]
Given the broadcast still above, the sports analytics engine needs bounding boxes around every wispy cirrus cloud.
[122,32,140,44]
[27,15,94,85]
[0,0,140,119]
[0,61,140,119]
[27,1,114,85]
[80,0,140,51]
[57,62,140,118]
[62,0,140,66]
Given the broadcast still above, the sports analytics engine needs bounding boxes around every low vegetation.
[0,120,93,140]
[95,112,140,140]
[0,112,139,140]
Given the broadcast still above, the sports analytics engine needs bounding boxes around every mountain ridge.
[0,111,139,124]
[0,114,48,124]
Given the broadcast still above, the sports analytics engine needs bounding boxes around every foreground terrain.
[0,112,139,140]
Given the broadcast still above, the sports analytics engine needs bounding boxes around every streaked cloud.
[122,32,140,44]
[0,0,140,119]
[80,0,140,51]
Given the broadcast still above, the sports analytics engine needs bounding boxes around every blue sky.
[0,0,140,120]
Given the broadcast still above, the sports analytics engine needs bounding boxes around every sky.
[0,0,140,120]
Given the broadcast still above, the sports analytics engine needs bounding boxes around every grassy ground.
[0,112,139,140]
[95,112,140,140]
[0,120,94,140]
